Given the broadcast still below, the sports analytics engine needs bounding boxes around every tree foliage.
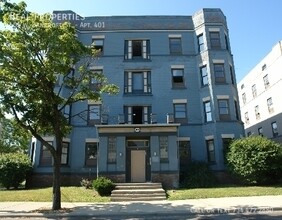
[227,136,282,185]
[0,153,32,189]
[0,117,31,153]
[0,0,118,210]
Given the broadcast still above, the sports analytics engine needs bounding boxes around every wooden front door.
[131,150,146,182]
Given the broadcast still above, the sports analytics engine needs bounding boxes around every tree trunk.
[52,156,61,210]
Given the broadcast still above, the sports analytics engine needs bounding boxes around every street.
[1,211,282,220]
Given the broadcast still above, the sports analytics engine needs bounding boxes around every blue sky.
[15,0,282,82]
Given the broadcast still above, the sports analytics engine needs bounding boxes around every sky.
[13,0,282,82]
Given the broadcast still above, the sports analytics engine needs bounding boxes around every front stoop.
[111,182,167,202]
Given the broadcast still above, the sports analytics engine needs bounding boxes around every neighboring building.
[238,41,282,143]
[29,8,244,188]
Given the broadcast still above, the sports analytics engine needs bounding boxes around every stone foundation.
[151,172,179,189]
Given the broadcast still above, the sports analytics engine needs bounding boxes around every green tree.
[0,0,118,210]
[227,136,282,185]
[0,117,31,153]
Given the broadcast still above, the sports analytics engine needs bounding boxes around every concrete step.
[111,182,167,202]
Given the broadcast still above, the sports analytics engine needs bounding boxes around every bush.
[0,153,32,189]
[92,176,115,196]
[180,161,217,188]
[227,136,282,185]
[80,178,93,189]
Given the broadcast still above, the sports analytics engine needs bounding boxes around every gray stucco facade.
[29,8,244,188]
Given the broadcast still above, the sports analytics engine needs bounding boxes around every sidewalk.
[0,195,281,218]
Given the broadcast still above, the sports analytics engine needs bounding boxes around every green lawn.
[167,185,282,200]
[0,186,282,202]
[0,187,110,202]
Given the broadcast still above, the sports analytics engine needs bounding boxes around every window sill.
[123,93,153,96]
[124,59,151,62]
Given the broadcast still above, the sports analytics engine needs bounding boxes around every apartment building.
[29,8,244,188]
[238,41,282,142]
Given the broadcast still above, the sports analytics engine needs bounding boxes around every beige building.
[238,41,282,142]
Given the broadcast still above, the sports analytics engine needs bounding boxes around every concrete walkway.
[0,195,281,218]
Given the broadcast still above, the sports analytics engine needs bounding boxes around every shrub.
[180,161,217,188]
[227,136,282,185]
[0,153,32,189]
[80,178,93,189]
[92,176,115,196]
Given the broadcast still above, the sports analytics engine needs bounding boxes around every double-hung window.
[124,40,150,60]
[92,39,104,55]
[107,137,117,163]
[263,74,270,89]
[169,38,182,55]
[255,105,260,120]
[85,142,98,167]
[252,84,257,98]
[159,136,169,162]
[271,122,278,137]
[267,97,274,113]
[171,69,185,88]
[174,103,187,123]
[200,65,208,86]
[88,104,101,125]
[197,34,204,52]
[210,32,221,49]
[204,101,212,122]
[124,71,151,94]
[206,139,216,163]
[218,99,230,121]
[214,63,226,83]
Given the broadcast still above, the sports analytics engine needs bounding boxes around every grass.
[0,186,110,202]
[167,185,282,200]
[0,185,282,202]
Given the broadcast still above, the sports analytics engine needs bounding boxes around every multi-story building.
[238,41,282,142]
[29,8,244,188]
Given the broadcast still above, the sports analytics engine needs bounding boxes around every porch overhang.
[96,123,180,135]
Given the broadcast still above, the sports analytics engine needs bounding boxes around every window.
[88,105,101,125]
[63,104,71,124]
[255,105,260,120]
[252,84,257,98]
[214,63,225,83]
[271,122,278,138]
[230,65,235,85]
[124,40,150,60]
[90,69,103,91]
[263,74,270,89]
[267,97,274,113]
[206,140,216,163]
[247,131,252,137]
[159,136,169,162]
[40,142,53,166]
[258,127,263,136]
[85,142,98,167]
[222,138,232,164]
[262,64,267,71]
[197,34,204,52]
[242,93,246,105]
[124,106,151,124]
[61,142,69,165]
[107,137,116,163]
[179,140,191,168]
[174,103,187,123]
[200,66,208,86]
[225,34,229,51]
[169,38,182,54]
[124,71,151,94]
[92,39,104,55]
[210,32,221,49]
[204,101,212,122]
[218,99,230,120]
[171,69,185,88]
[244,112,249,124]
[234,100,240,120]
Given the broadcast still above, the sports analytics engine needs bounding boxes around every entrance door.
[131,150,146,182]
